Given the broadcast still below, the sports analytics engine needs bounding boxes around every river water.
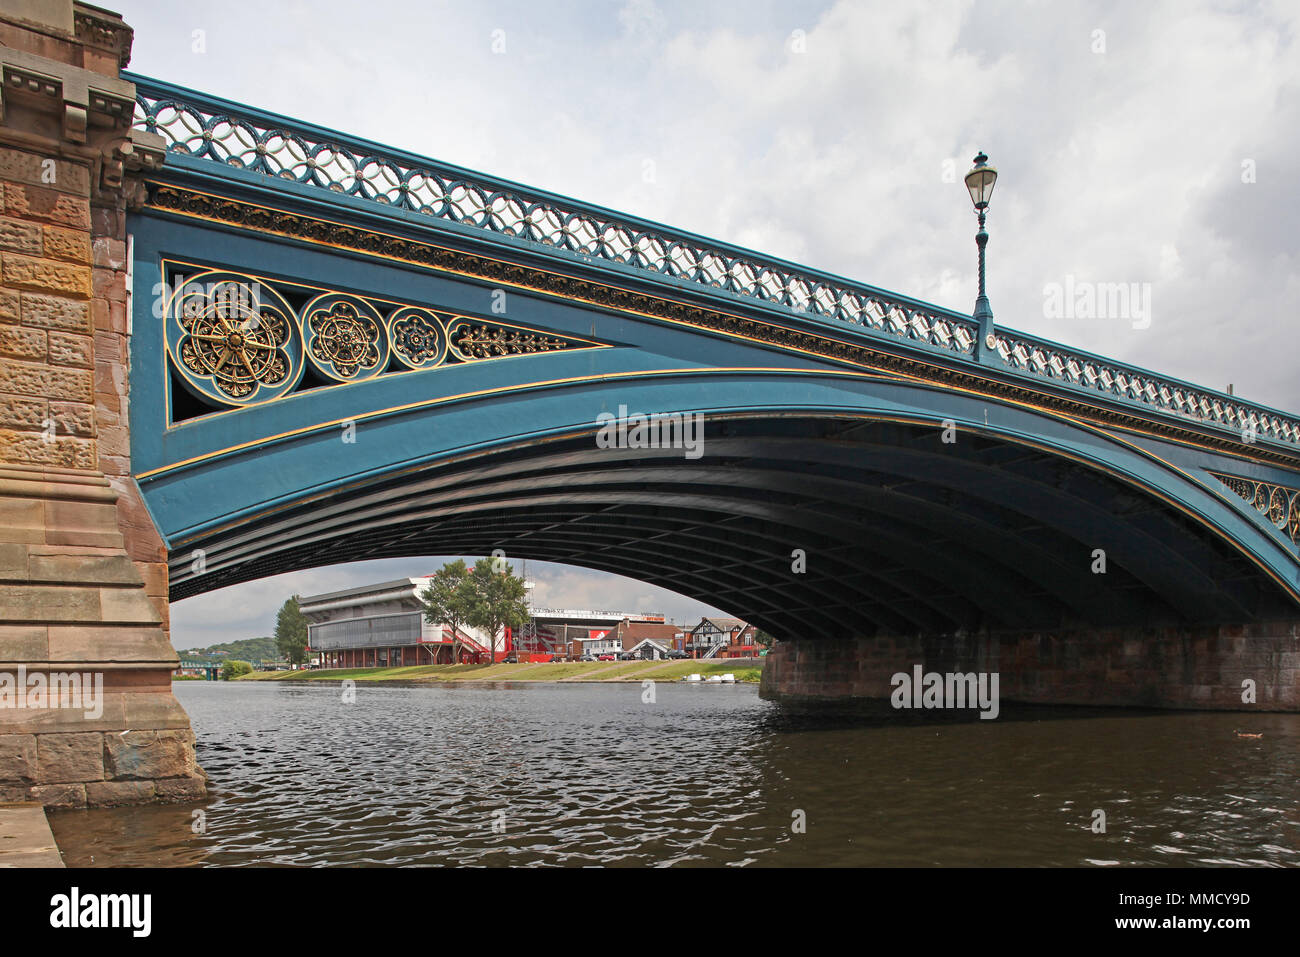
[49,680,1300,867]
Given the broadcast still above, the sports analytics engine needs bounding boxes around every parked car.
[666,650,689,660]
[501,655,518,664]
[597,654,616,661]
[618,652,640,661]
[580,654,597,662]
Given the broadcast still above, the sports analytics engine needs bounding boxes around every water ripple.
[46,682,1300,867]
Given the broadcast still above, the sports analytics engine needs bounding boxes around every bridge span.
[1,2,1298,807]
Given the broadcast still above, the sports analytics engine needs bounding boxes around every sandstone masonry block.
[0,429,96,469]
[0,288,17,324]
[90,237,126,269]
[29,783,85,808]
[97,424,128,457]
[155,774,207,803]
[48,400,95,437]
[0,324,45,360]
[105,729,197,780]
[0,624,48,662]
[0,147,90,196]
[4,182,90,230]
[86,779,157,806]
[37,731,104,784]
[91,267,125,303]
[0,357,91,401]
[0,216,42,255]
[93,329,120,362]
[21,292,90,332]
[42,225,90,263]
[47,330,92,367]
[3,253,92,298]
[0,734,38,784]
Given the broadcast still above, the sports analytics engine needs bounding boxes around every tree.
[464,557,530,664]
[418,560,475,665]
[754,629,777,648]
[274,596,310,665]
[221,659,253,680]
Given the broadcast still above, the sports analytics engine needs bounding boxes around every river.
[48,680,1300,866]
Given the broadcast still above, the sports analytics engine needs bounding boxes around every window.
[309,612,422,651]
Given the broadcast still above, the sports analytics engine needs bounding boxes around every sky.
[107,0,1300,648]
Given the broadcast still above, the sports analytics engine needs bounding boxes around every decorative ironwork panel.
[168,272,303,405]
[448,320,572,361]
[162,264,604,416]
[388,306,447,369]
[1210,471,1300,545]
[301,293,389,382]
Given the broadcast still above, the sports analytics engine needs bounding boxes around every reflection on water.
[49,681,1300,866]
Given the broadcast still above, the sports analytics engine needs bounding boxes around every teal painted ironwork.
[126,73,1300,450]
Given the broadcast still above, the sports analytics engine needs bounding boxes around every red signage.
[588,629,609,640]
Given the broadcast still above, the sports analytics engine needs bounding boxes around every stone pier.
[0,1,203,807]
[760,624,1300,711]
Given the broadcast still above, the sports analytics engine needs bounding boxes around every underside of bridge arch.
[169,415,1298,644]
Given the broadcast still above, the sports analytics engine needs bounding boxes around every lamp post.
[964,151,998,360]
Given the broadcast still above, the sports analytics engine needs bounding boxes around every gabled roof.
[694,617,747,631]
[626,638,669,652]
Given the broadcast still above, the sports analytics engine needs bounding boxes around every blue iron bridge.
[125,75,1300,640]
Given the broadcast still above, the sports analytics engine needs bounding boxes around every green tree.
[754,629,777,648]
[465,557,530,664]
[222,659,254,680]
[418,560,475,665]
[274,595,310,665]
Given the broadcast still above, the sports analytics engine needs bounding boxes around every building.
[616,620,681,659]
[685,618,758,658]
[301,579,669,667]
[301,578,499,667]
[518,607,665,660]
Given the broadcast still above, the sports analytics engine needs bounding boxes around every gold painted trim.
[136,365,902,478]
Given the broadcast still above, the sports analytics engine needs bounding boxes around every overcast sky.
[110,0,1300,648]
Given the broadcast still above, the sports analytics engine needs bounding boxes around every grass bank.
[235,658,763,684]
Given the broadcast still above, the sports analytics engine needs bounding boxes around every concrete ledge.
[0,801,63,867]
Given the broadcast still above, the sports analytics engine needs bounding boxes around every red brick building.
[685,618,761,658]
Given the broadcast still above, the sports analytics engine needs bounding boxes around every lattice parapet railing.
[130,76,1300,449]
[992,333,1300,446]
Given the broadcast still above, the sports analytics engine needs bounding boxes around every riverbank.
[235,658,763,684]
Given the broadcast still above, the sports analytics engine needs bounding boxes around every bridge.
[1,2,1298,808]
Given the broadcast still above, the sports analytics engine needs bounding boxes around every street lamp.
[964,151,998,356]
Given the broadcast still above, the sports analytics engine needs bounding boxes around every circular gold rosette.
[301,293,390,381]
[167,271,303,405]
[387,306,447,370]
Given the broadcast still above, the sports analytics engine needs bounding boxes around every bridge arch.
[153,367,1300,641]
